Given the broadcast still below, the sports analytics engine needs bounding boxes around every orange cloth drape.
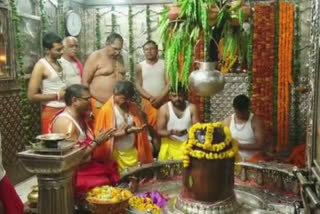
[92,96,153,164]
[141,98,158,129]
[90,97,103,121]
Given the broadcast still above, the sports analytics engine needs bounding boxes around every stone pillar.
[37,171,75,214]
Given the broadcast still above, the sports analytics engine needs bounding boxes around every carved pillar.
[38,171,75,214]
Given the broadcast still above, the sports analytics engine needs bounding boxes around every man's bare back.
[83,48,125,103]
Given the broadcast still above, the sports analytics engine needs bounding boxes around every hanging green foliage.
[111,6,117,32]
[9,0,32,144]
[273,0,279,148]
[128,6,135,82]
[247,2,254,98]
[58,0,65,37]
[95,9,101,50]
[292,5,301,145]
[146,5,151,41]
[39,0,48,33]
[159,0,245,90]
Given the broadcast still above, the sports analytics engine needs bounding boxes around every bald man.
[82,33,126,119]
[59,36,83,86]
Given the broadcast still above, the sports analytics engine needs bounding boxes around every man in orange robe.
[93,81,153,172]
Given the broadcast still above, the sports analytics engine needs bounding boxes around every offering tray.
[31,141,75,155]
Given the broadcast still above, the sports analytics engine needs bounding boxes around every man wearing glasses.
[83,33,126,121]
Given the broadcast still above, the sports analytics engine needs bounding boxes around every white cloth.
[140,59,166,97]
[59,57,81,86]
[40,58,66,108]
[114,106,135,150]
[52,112,86,142]
[229,113,258,160]
[167,102,191,142]
[0,133,6,181]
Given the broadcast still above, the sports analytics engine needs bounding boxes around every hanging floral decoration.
[39,0,48,33]
[95,9,101,49]
[246,2,254,97]
[251,3,275,147]
[111,6,117,32]
[9,0,32,144]
[276,2,294,152]
[128,6,135,82]
[146,5,151,41]
[58,0,65,37]
[272,0,279,148]
[292,5,301,145]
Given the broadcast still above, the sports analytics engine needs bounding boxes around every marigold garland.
[277,2,294,152]
[182,122,239,168]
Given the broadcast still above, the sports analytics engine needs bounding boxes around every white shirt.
[166,102,191,142]
[59,57,82,86]
[229,113,258,160]
[0,133,6,181]
[140,59,166,97]
[40,58,66,108]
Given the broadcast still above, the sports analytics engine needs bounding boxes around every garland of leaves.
[39,0,48,33]
[95,9,101,50]
[58,0,65,37]
[292,5,301,145]
[273,0,279,149]
[128,6,135,82]
[247,2,254,98]
[9,0,32,144]
[146,5,151,41]
[111,6,116,32]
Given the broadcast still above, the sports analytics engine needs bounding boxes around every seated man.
[93,81,153,172]
[50,84,119,195]
[157,85,199,161]
[223,94,265,162]
[0,133,24,214]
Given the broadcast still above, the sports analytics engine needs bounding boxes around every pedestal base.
[176,193,238,214]
[37,171,75,214]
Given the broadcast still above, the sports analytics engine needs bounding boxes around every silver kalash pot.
[189,62,225,96]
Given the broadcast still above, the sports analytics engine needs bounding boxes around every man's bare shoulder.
[87,49,104,59]
[252,114,264,127]
[53,116,74,132]
[159,102,169,112]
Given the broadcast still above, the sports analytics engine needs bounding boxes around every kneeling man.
[157,85,199,161]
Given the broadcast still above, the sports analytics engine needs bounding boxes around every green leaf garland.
[146,5,151,41]
[128,6,135,82]
[95,9,101,50]
[9,0,32,144]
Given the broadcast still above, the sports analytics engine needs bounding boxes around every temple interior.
[1,0,320,213]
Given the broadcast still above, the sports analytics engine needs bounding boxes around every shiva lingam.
[121,160,302,214]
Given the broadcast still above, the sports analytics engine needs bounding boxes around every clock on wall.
[65,10,82,36]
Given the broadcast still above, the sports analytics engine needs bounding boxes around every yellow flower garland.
[183,122,240,167]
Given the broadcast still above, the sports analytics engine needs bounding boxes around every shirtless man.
[82,33,125,119]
